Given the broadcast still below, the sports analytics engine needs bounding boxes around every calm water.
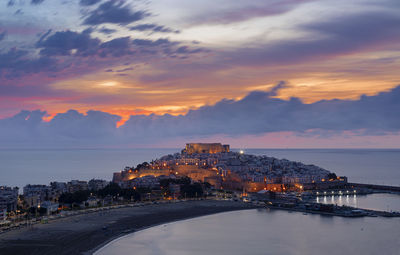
[0,148,176,188]
[96,209,400,255]
[0,148,399,188]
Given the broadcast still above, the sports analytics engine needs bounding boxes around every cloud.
[1,83,400,147]
[185,0,312,25]
[127,7,400,90]
[34,30,189,59]
[7,0,15,7]
[0,110,121,147]
[0,31,6,41]
[0,83,62,98]
[1,26,203,89]
[82,0,149,25]
[0,48,57,78]
[98,27,117,34]
[36,30,100,56]
[37,29,52,43]
[132,38,174,47]
[131,38,204,57]
[221,11,400,67]
[79,0,102,6]
[14,9,23,15]
[99,36,133,57]
[48,110,121,139]
[120,84,400,139]
[0,110,47,144]
[116,67,133,72]
[129,24,179,34]
[31,0,45,5]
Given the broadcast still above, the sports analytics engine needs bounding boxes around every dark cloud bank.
[1,84,399,148]
[0,29,201,83]
[79,0,101,6]
[31,0,45,5]
[82,0,149,25]
[130,24,179,34]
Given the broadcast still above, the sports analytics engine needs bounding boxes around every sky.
[0,0,400,148]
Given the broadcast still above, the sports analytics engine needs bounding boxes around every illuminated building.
[183,143,230,154]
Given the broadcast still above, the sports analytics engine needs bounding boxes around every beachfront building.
[0,186,19,212]
[88,179,109,191]
[67,180,88,193]
[23,184,55,207]
[0,208,6,221]
[50,182,68,194]
[24,195,41,208]
[40,201,59,215]
[169,184,181,199]
[86,196,100,207]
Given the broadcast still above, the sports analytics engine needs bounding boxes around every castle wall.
[184,143,230,154]
[244,182,285,192]
[114,169,172,182]
[173,165,219,182]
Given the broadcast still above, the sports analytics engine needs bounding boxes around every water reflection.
[318,194,358,207]
[96,209,400,255]
[315,193,400,212]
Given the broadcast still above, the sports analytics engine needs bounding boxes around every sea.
[1,148,399,189]
[1,148,400,254]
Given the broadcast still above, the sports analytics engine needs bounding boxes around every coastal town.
[113,143,346,192]
[1,143,400,233]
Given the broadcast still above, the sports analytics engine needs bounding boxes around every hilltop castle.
[182,143,230,154]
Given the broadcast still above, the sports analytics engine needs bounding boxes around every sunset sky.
[1,0,400,148]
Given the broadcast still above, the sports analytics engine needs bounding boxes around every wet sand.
[0,200,255,255]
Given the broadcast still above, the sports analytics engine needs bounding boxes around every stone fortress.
[182,143,230,154]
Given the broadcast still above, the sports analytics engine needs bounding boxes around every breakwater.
[349,183,400,192]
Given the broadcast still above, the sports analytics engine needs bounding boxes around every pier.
[258,201,400,218]
[348,183,400,192]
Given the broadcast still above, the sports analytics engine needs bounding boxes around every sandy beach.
[0,200,255,255]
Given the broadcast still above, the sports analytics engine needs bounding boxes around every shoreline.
[90,208,254,255]
[0,200,256,255]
